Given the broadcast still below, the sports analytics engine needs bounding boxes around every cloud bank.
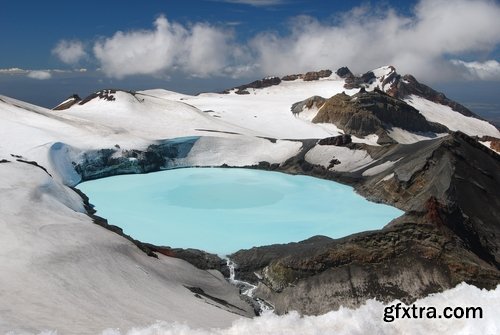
[52,40,87,64]
[27,70,52,80]
[93,16,238,79]
[249,0,500,80]
[451,60,500,80]
[54,0,500,82]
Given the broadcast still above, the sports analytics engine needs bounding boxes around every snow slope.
[0,161,253,334]
[1,65,500,333]
[141,77,353,140]
[405,95,500,138]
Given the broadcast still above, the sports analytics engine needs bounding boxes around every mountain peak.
[342,66,479,119]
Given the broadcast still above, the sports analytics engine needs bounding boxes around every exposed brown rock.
[311,89,448,137]
[480,135,500,153]
[303,70,332,81]
[318,134,352,146]
[291,95,326,116]
[282,74,303,81]
[221,77,281,94]
[52,94,81,110]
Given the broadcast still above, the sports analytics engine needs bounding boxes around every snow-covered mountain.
[1,66,499,333]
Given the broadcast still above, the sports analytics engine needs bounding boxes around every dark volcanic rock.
[79,89,118,105]
[53,94,81,110]
[75,137,198,181]
[148,246,229,275]
[311,89,448,137]
[318,134,352,146]
[222,77,281,95]
[344,70,376,90]
[281,70,333,82]
[335,67,353,78]
[303,70,332,81]
[281,74,302,81]
[230,132,500,315]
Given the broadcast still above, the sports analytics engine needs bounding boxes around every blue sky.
[1,0,500,125]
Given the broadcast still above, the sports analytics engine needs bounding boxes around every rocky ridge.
[338,66,477,118]
[222,70,333,95]
[228,132,500,314]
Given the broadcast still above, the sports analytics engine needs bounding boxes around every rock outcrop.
[223,70,335,95]
[317,134,352,146]
[148,246,229,276]
[282,70,333,81]
[480,135,500,152]
[291,95,326,116]
[52,94,81,110]
[221,77,281,95]
[311,89,448,138]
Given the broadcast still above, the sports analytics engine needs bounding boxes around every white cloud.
[52,40,87,64]
[89,0,500,82]
[27,70,52,80]
[248,0,500,81]
[450,59,500,80]
[93,16,237,79]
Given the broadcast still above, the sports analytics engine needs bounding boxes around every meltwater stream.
[78,168,403,255]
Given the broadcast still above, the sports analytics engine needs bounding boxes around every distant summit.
[339,65,476,118]
[221,69,333,95]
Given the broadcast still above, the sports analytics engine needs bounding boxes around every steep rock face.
[311,89,447,137]
[74,137,198,180]
[230,132,500,315]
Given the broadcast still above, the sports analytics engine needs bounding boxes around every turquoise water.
[78,168,403,255]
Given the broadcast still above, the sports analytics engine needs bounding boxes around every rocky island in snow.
[0,66,499,334]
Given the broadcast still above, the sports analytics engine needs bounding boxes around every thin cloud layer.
[52,40,87,65]
[27,70,52,80]
[62,0,500,82]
